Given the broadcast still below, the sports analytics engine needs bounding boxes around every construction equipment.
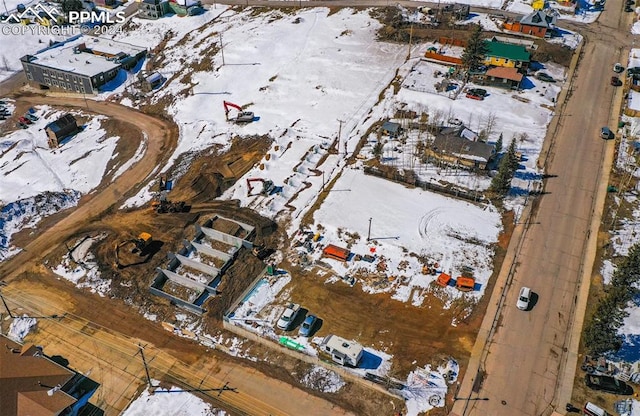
[252,245,271,260]
[151,192,187,213]
[223,101,255,123]
[246,178,276,196]
[114,232,153,268]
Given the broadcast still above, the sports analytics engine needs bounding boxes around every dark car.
[611,76,623,86]
[298,314,318,337]
[625,5,634,11]
[585,374,634,395]
[469,88,487,97]
[536,72,556,83]
[628,67,640,75]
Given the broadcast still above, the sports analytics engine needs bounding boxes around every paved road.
[452,8,634,416]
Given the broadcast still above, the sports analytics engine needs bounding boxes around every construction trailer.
[320,334,363,367]
[455,276,475,291]
[322,244,351,262]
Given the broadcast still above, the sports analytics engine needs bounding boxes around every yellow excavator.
[114,232,152,269]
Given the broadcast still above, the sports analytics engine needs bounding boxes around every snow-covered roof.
[23,36,146,78]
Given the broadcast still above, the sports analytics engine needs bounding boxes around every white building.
[320,334,363,367]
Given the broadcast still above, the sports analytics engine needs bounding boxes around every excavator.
[114,232,153,269]
[246,178,276,197]
[223,101,255,123]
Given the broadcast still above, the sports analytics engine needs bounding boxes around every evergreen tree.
[62,0,83,13]
[461,25,488,78]
[495,133,503,154]
[490,154,512,195]
[506,139,519,175]
[373,141,384,160]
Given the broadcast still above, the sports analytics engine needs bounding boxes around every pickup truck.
[276,303,302,330]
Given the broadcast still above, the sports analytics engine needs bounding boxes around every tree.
[495,133,503,154]
[490,154,512,195]
[62,0,83,13]
[506,139,519,175]
[461,25,488,79]
[373,141,384,160]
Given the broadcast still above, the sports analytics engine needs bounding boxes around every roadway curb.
[450,37,585,416]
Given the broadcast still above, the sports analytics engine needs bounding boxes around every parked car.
[625,5,634,11]
[18,116,32,125]
[516,286,531,310]
[614,62,625,73]
[468,88,487,97]
[298,314,317,337]
[536,72,556,83]
[585,374,634,395]
[24,113,38,122]
[276,303,302,330]
[16,122,28,129]
[601,126,615,140]
[611,76,623,86]
[466,92,484,100]
[627,67,640,75]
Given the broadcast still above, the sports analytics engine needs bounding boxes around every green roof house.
[483,40,531,69]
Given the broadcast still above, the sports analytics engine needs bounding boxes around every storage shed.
[45,114,80,148]
[322,244,351,262]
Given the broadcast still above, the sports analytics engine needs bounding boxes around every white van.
[583,402,609,416]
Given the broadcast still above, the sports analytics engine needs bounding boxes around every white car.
[276,303,301,330]
[516,286,531,311]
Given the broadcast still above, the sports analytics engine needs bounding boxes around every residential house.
[45,114,80,148]
[427,126,496,169]
[138,0,171,19]
[483,40,531,70]
[381,121,403,138]
[504,10,557,38]
[0,334,100,416]
[474,66,524,90]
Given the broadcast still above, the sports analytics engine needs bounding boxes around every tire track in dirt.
[0,95,178,279]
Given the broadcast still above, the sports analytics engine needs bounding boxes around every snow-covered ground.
[0,105,121,258]
[7,314,37,342]
[121,381,227,416]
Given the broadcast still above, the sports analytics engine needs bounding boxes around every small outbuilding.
[142,72,165,91]
[381,121,403,138]
[45,114,80,148]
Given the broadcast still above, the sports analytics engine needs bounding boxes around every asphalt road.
[452,7,634,416]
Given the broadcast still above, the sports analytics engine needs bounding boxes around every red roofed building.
[474,66,524,90]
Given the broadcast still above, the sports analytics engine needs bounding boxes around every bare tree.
[484,111,497,137]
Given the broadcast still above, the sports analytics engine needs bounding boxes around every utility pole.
[407,23,413,60]
[337,119,344,155]
[219,32,225,66]
[137,344,153,388]
[367,217,372,242]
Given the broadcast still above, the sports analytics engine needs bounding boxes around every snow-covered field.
[121,381,227,416]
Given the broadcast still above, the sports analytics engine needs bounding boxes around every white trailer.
[320,334,363,367]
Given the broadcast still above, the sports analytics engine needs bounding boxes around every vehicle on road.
[628,67,640,76]
[614,62,625,73]
[536,72,555,82]
[277,303,302,330]
[585,374,634,395]
[583,402,609,416]
[601,126,614,140]
[516,286,531,310]
[611,76,622,86]
[298,314,317,337]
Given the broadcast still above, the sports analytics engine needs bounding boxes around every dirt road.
[451,11,633,416]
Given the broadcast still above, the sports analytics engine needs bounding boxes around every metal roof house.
[427,126,496,170]
[45,114,80,148]
[320,334,363,367]
[0,334,100,416]
[381,121,403,138]
[483,40,531,69]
